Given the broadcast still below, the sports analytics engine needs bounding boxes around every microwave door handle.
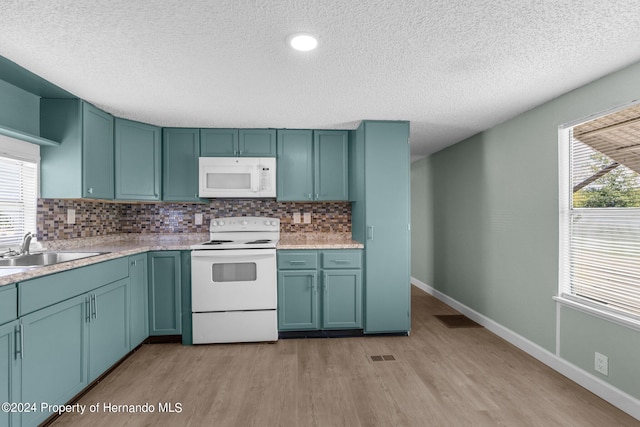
[252,166,259,192]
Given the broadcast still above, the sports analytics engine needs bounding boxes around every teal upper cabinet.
[352,121,411,334]
[239,129,277,157]
[200,128,238,156]
[314,130,349,201]
[201,128,276,157]
[162,128,200,201]
[115,118,162,200]
[276,129,314,201]
[41,99,114,199]
[277,129,349,201]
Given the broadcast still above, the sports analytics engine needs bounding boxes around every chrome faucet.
[20,232,33,255]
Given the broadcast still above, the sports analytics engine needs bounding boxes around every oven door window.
[211,262,257,282]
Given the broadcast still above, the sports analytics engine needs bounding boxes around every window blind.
[562,134,640,320]
[0,156,37,249]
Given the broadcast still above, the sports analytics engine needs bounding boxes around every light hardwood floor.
[52,286,639,427]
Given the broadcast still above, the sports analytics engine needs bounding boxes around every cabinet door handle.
[91,294,97,320]
[15,324,23,360]
[289,260,306,265]
[85,296,91,322]
[20,324,24,359]
[315,194,319,200]
[332,260,350,264]
[87,187,93,194]
[307,193,312,200]
[367,226,374,241]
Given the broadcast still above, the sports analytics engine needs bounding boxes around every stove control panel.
[210,216,280,232]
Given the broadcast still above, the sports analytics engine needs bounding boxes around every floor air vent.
[370,355,395,362]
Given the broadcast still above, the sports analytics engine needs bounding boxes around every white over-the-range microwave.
[198,157,276,198]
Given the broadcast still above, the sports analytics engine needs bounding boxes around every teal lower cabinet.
[278,270,319,330]
[129,253,149,348]
[14,257,132,426]
[277,250,362,332]
[148,251,182,336]
[0,285,17,326]
[322,269,362,329]
[0,250,193,426]
[180,252,192,345]
[0,320,20,427]
[19,279,131,426]
[87,279,129,382]
[20,295,88,427]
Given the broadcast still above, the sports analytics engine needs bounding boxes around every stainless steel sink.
[0,252,106,268]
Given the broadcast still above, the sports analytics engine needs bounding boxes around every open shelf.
[0,125,61,147]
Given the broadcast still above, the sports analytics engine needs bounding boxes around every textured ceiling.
[1,1,640,160]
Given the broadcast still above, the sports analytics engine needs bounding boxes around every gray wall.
[411,61,640,398]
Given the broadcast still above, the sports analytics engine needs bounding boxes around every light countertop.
[277,233,363,250]
[0,233,208,286]
[0,233,363,286]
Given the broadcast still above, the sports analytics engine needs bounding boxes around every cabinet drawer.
[0,285,17,325]
[321,251,362,269]
[19,257,129,316]
[278,252,318,269]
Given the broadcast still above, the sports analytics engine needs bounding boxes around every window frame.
[556,101,640,332]
[0,135,40,251]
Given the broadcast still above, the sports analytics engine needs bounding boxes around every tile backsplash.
[38,199,123,240]
[37,199,351,241]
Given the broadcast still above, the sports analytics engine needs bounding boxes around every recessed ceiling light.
[286,33,318,52]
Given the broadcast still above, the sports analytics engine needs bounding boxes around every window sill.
[554,295,640,332]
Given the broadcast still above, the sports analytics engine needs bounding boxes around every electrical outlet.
[293,212,301,224]
[303,212,311,224]
[195,213,203,225]
[67,209,76,225]
[595,352,609,376]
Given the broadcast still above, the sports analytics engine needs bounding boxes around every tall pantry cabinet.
[351,121,411,334]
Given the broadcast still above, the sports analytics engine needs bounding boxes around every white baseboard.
[411,277,640,421]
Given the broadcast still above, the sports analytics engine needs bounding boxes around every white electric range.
[190,216,279,344]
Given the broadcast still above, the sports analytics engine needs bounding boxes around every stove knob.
[219,221,225,226]
[211,221,218,227]
[264,220,270,225]
[270,220,277,226]
[242,220,248,226]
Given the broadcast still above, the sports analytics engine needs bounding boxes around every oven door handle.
[191,249,276,258]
